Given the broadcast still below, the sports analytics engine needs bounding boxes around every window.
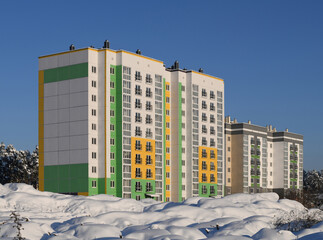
[92,66,96,73]
[182,111,185,116]
[210,103,215,111]
[110,96,115,102]
[146,142,152,152]
[228,136,231,141]
[110,67,115,74]
[146,155,152,165]
[166,147,170,153]
[146,88,152,97]
[202,161,207,170]
[182,85,185,91]
[166,85,170,91]
[92,152,97,159]
[210,162,215,171]
[146,182,153,192]
[202,137,207,146]
[228,157,231,162]
[135,140,141,150]
[166,110,170,116]
[202,149,207,158]
[135,112,142,122]
[228,168,231,173]
[210,174,215,182]
[92,109,96,116]
[166,97,170,103]
[182,160,185,166]
[146,169,152,178]
[210,150,215,159]
[135,181,142,191]
[166,160,170,165]
[110,152,115,159]
[202,101,207,109]
[91,95,96,102]
[166,172,170,178]
[182,98,185,104]
[110,110,115,117]
[228,178,231,183]
[110,166,115,173]
[92,138,96,145]
[270,172,272,176]
[270,153,272,157]
[210,91,215,99]
[135,99,142,109]
[202,89,207,97]
[110,138,115,145]
[135,154,141,164]
[166,122,170,128]
[92,123,96,130]
[110,81,115,88]
[92,166,96,173]
[92,180,97,188]
[136,195,141,200]
[146,101,152,111]
[146,115,152,124]
[110,124,115,131]
[202,125,207,134]
[166,185,170,191]
[202,113,207,121]
[228,147,231,152]
[135,71,142,81]
[135,85,142,95]
[270,144,272,148]
[135,126,142,137]
[110,181,115,188]
[210,126,215,135]
[182,123,185,129]
[92,80,97,88]
[135,168,141,178]
[146,74,152,83]
[202,173,207,182]
[182,148,185,153]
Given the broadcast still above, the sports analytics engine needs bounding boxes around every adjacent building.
[38,41,224,201]
[225,117,303,197]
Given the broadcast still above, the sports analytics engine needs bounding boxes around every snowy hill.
[0,184,322,239]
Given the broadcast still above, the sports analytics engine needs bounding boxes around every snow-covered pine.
[0,143,38,188]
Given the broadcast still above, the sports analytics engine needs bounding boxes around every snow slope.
[0,183,322,240]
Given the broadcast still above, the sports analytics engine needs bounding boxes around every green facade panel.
[199,183,217,197]
[44,62,88,83]
[44,163,88,193]
[131,179,156,200]
[88,178,105,196]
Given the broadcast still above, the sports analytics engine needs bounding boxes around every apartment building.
[225,117,303,197]
[38,41,224,201]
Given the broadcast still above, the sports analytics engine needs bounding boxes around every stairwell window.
[92,66,96,73]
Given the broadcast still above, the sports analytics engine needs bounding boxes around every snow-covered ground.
[0,184,322,240]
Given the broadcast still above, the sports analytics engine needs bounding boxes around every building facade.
[38,42,224,201]
[225,117,303,197]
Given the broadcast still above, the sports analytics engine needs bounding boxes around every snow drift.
[0,183,322,240]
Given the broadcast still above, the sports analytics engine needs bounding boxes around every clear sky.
[0,0,322,170]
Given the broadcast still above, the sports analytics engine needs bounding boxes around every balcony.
[135,185,142,192]
[146,146,153,152]
[202,176,207,182]
[202,164,207,170]
[135,103,142,109]
[210,105,215,111]
[146,104,152,111]
[202,153,207,158]
[210,129,215,135]
[146,158,152,165]
[135,116,142,123]
[146,172,153,178]
[210,153,215,159]
[146,185,153,192]
[135,157,142,164]
[146,118,152,124]
[210,165,215,171]
[145,131,153,138]
[210,176,215,182]
[210,117,215,123]
[135,74,142,81]
[135,172,142,178]
[146,77,152,84]
[135,130,142,137]
[135,89,142,95]
[135,144,142,150]
[210,141,215,147]
[146,91,152,98]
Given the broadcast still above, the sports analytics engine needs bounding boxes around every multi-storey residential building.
[38,41,224,201]
[225,117,303,197]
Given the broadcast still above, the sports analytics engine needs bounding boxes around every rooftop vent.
[248,120,251,124]
[69,44,75,51]
[285,128,289,132]
[174,60,179,69]
[103,40,110,49]
[136,49,142,55]
[199,68,204,73]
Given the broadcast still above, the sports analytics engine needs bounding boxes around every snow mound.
[0,183,321,240]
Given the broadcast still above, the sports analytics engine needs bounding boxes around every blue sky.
[0,1,322,170]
